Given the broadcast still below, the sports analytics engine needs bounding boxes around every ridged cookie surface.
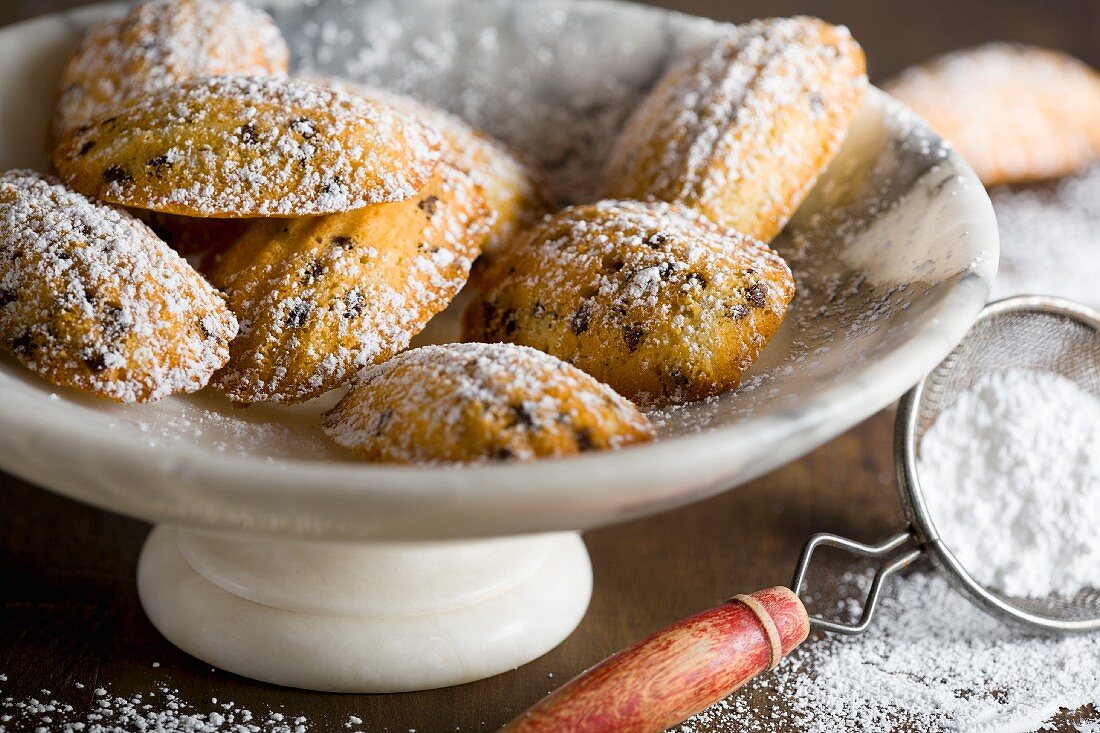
[321,343,654,464]
[886,44,1100,186]
[0,170,238,403]
[603,17,866,243]
[209,163,488,403]
[53,76,441,217]
[462,200,795,406]
[357,87,554,265]
[52,0,289,141]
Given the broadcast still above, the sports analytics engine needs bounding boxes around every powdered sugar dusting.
[323,342,654,463]
[56,75,441,217]
[0,170,237,403]
[53,0,289,140]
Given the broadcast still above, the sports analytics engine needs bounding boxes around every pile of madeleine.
[0,0,876,464]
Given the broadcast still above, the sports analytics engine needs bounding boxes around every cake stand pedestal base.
[136,526,592,692]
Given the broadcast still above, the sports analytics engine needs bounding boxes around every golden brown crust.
[331,83,555,271]
[462,200,795,406]
[0,170,237,403]
[603,17,866,243]
[885,43,1100,186]
[321,342,654,464]
[52,76,441,218]
[52,0,289,142]
[208,162,489,404]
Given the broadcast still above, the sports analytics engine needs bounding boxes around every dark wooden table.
[1,2,1097,731]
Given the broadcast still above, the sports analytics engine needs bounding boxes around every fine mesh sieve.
[794,294,1100,634]
[508,295,1100,731]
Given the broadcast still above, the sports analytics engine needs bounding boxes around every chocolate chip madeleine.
[53,76,441,218]
[603,17,866,243]
[0,170,237,403]
[208,163,489,404]
[322,343,654,464]
[462,200,794,406]
[52,0,289,142]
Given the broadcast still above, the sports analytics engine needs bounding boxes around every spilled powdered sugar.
[990,164,1100,307]
[919,368,1100,599]
[677,570,1100,733]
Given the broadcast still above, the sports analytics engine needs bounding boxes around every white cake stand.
[0,0,997,692]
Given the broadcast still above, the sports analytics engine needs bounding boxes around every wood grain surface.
[1,2,1097,731]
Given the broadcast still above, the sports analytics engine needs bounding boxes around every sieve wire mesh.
[908,302,1100,625]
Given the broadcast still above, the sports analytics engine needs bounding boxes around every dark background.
[1,1,1096,732]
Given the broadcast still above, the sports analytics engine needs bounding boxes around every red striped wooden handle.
[502,586,809,733]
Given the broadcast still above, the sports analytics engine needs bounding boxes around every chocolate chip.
[492,446,516,461]
[482,301,497,329]
[746,282,767,308]
[83,288,97,305]
[532,302,546,318]
[238,123,259,145]
[686,272,707,289]
[102,306,129,340]
[302,259,325,283]
[102,165,132,184]
[570,302,591,335]
[645,232,668,249]
[289,117,317,139]
[10,331,34,357]
[727,303,750,320]
[808,92,825,115]
[658,262,673,280]
[501,307,518,336]
[83,352,108,373]
[320,177,344,195]
[146,154,172,175]
[623,324,644,352]
[0,288,15,307]
[77,140,96,157]
[330,235,355,249]
[285,301,311,328]
[510,402,536,429]
[575,427,596,452]
[417,195,440,217]
[667,366,691,388]
[342,289,365,318]
[372,410,392,437]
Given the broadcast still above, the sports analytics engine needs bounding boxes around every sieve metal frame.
[895,294,1100,634]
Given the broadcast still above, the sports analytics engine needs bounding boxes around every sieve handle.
[501,586,810,733]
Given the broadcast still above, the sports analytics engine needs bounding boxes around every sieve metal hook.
[791,530,922,635]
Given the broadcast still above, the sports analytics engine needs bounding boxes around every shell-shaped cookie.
[462,200,795,406]
[603,17,866,243]
[53,76,441,218]
[337,83,554,269]
[52,0,289,142]
[885,44,1100,186]
[0,170,238,403]
[208,163,489,404]
[321,343,655,464]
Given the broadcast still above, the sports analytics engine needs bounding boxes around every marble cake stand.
[0,0,996,692]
